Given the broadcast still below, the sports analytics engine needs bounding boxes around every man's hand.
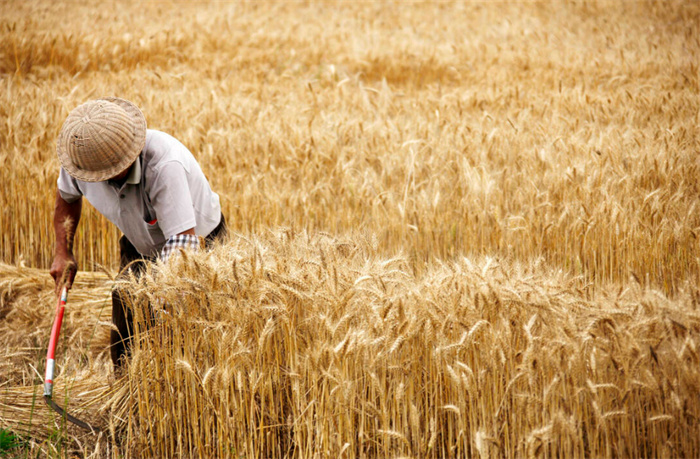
[50,253,77,295]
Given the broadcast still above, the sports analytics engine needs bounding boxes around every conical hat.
[57,97,146,182]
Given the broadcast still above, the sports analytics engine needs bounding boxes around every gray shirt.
[57,129,222,257]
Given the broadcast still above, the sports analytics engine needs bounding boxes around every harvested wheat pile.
[0,264,115,456]
[3,232,698,458]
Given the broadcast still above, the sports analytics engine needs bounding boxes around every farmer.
[49,97,226,369]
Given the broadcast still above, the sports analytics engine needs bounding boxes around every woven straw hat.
[57,97,147,182]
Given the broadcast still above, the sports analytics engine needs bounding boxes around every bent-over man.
[50,97,226,369]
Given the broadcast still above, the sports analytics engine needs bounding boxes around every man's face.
[108,162,133,181]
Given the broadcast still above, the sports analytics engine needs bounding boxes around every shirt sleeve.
[160,233,200,262]
[148,160,197,239]
[56,168,83,203]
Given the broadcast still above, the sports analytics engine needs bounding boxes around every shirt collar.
[126,156,142,185]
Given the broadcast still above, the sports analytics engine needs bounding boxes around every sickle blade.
[44,395,100,434]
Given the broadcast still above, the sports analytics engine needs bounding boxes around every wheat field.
[1,0,699,457]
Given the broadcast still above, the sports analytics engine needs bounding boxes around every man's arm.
[50,190,82,294]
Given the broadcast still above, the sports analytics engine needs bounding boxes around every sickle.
[44,286,100,434]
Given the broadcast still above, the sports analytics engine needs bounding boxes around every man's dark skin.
[49,189,82,295]
[49,163,195,293]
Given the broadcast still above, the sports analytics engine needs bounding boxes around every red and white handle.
[44,287,68,397]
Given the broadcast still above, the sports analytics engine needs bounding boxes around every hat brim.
[57,97,147,182]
